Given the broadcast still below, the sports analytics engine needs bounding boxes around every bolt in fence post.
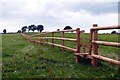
[91,24,99,67]
[62,31,64,50]
[52,32,54,48]
[76,28,81,63]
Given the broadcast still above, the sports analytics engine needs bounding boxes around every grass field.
[2,33,120,78]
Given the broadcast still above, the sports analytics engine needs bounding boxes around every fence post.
[39,33,42,44]
[46,33,48,42]
[82,30,85,53]
[91,24,99,67]
[89,29,94,55]
[62,32,64,49]
[76,28,81,63]
[52,32,54,48]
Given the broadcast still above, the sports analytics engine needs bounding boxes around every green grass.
[2,33,120,78]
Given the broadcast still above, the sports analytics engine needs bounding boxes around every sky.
[0,0,119,33]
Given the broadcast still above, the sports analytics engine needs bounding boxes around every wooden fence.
[88,24,120,67]
[22,28,86,53]
[21,24,120,67]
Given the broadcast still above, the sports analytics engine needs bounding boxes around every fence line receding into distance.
[21,24,120,67]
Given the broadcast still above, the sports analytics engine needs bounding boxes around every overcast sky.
[0,0,119,33]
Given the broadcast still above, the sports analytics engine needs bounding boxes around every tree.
[3,29,7,34]
[17,30,21,33]
[28,24,36,32]
[28,25,32,32]
[31,25,37,32]
[21,26,27,33]
[64,26,72,30]
[111,31,116,34]
[57,29,60,31]
[36,25,44,33]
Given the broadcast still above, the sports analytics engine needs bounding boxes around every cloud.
[65,2,118,15]
[0,0,119,33]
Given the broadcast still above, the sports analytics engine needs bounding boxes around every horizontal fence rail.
[92,41,120,47]
[43,42,77,52]
[35,37,77,42]
[91,25,120,30]
[92,54,120,66]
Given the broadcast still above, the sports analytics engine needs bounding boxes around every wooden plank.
[41,29,83,34]
[92,40,120,47]
[75,53,89,55]
[61,29,76,32]
[44,42,76,52]
[46,29,77,34]
[74,53,92,59]
[35,37,76,42]
[92,54,120,66]
[91,25,120,30]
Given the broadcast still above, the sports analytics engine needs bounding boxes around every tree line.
[2,25,73,34]
[18,24,44,33]
[19,25,73,33]
[2,25,118,34]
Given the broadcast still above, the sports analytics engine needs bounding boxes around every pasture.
[2,33,120,78]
